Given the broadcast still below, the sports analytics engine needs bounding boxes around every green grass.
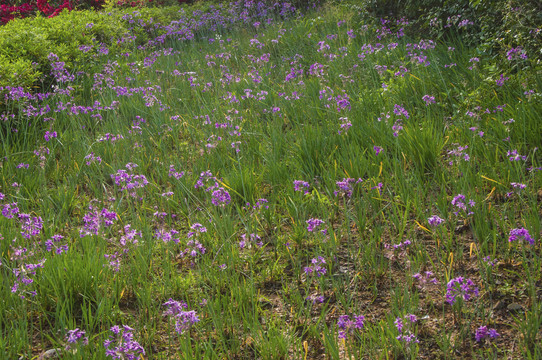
[0,1,541,359]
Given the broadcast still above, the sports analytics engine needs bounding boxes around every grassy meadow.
[0,1,541,358]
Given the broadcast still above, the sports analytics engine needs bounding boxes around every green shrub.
[0,5,189,90]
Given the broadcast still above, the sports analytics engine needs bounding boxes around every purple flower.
[412,271,438,288]
[509,227,534,245]
[163,299,200,335]
[395,314,419,344]
[65,328,88,350]
[306,218,325,232]
[422,94,435,105]
[446,277,479,305]
[334,177,362,198]
[337,314,365,339]
[428,215,444,227]
[211,187,231,206]
[507,149,527,161]
[451,194,475,216]
[104,325,145,359]
[304,256,327,277]
[44,131,57,142]
[475,325,499,342]
[18,214,43,239]
[294,180,310,195]
[373,146,383,155]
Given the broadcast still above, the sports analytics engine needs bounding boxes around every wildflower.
[18,214,43,239]
[506,47,527,61]
[306,218,325,232]
[104,325,145,359]
[334,177,362,198]
[337,314,365,339]
[422,94,435,105]
[507,150,527,161]
[211,187,231,206]
[44,131,57,141]
[475,325,499,342]
[338,117,352,134]
[446,277,479,305]
[373,146,382,155]
[163,299,200,334]
[395,314,419,344]
[294,180,310,195]
[508,228,534,245]
[496,74,509,87]
[412,271,438,288]
[180,240,206,258]
[427,215,444,227]
[239,233,263,249]
[65,328,88,351]
[304,257,327,277]
[451,194,475,216]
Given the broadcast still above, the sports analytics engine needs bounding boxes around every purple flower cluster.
[154,228,180,244]
[65,328,88,351]
[447,145,470,164]
[446,276,479,305]
[427,215,445,227]
[506,47,527,61]
[451,194,475,216]
[334,177,362,198]
[104,325,145,360]
[395,314,419,344]
[84,152,102,166]
[11,259,46,298]
[18,213,43,239]
[163,299,200,335]
[508,227,534,245]
[110,163,149,197]
[293,180,310,195]
[306,218,325,233]
[304,256,327,277]
[337,314,365,339]
[211,187,231,206]
[239,233,263,249]
[422,94,435,105]
[412,271,438,288]
[44,234,69,254]
[475,325,499,343]
[507,149,527,161]
[80,206,117,238]
[168,165,185,179]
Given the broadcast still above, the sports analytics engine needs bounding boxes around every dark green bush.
[358,0,541,57]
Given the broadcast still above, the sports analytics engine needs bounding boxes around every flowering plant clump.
[475,325,499,343]
[337,314,365,339]
[110,163,149,198]
[65,328,88,351]
[446,277,479,305]
[103,325,145,359]
[412,271,438,289]
[395,314,419,344]
[333,177,362,198]
[427,215,444,227]
[304,256,327,277]
[79,206,117,238]
[239,233,263,249]
[293,180,310,195]
[163,299,200,335]
[451,194,475,216]
[508,227,534,245]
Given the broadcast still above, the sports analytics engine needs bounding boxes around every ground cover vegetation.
[0,0,541,358]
